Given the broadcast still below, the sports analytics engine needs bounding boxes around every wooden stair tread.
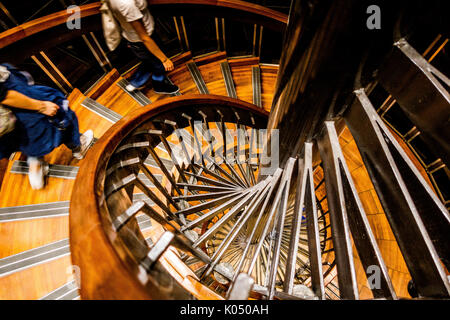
[0,255,72,300]
[0,216,69,258]
[0,162,74,207]
[260,65,278,112]
[96,77,142,116]
[230,64,255,105]
[85,69,120,100]
[196,58,228,97]
[168,64,199,95]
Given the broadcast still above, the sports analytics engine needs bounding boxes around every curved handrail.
[148,0,288,24]
[69,95,269,299]
[0,0,287,50]
[0,3,101,49]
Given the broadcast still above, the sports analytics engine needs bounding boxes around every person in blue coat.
[0,64,93,189]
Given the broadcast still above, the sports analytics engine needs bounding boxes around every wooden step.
[260,64,278,111]
[39,280,80,300]
[11,161,78,179]
[0,254,72,300]
[229,57,260,105]
[0,239,70,277]
[0,157,74,207]
[96,77,144,116]
[70,89,113,140]
[116,78,152,106]
[0,201,69,223]
[81,97,122,123]
[0,215,69,258]
[85,69,120,100]
[194,52,228,97]
[187,61,209,94]
[252,66,262,108]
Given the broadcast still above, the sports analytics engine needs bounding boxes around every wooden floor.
[0,50,428,300]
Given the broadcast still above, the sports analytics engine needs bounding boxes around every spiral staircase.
[0,0,449,300]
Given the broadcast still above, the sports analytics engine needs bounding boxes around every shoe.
[73,129,94,160]
[125,83,137,92]
[28,160,48,190]
[152,77,180,95]
[125,83,146,92]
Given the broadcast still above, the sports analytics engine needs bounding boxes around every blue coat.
[0,64,80,159]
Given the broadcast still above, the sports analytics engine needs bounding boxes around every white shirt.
[108,0,155,43]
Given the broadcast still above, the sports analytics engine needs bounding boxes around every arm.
[1,90,59,116]
[129,19,174,71]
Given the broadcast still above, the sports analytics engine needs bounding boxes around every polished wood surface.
[0,161,74,207]
[97,78,142,116]
[0,3,101,49]
[0,255,72,300]
[86,69,120,100]
[197,54,228,97]
[230,57,259,105]
[260,65,278,112]
[148,0,288,26]
[338,126,411,299]
[0,216,68,258]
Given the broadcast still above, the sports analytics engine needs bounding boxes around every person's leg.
[126,41,179,94]
[126,41,154,90]
[61,108,94,160]
[127,60,154,89]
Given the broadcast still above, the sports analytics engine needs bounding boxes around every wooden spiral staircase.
[0,48,282,300]
[0,0,449,300]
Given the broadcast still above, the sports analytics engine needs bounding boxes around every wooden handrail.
[0,0,287,50]
[0,3,101,49]
[70,95,268,299]
[148,0,288,24]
